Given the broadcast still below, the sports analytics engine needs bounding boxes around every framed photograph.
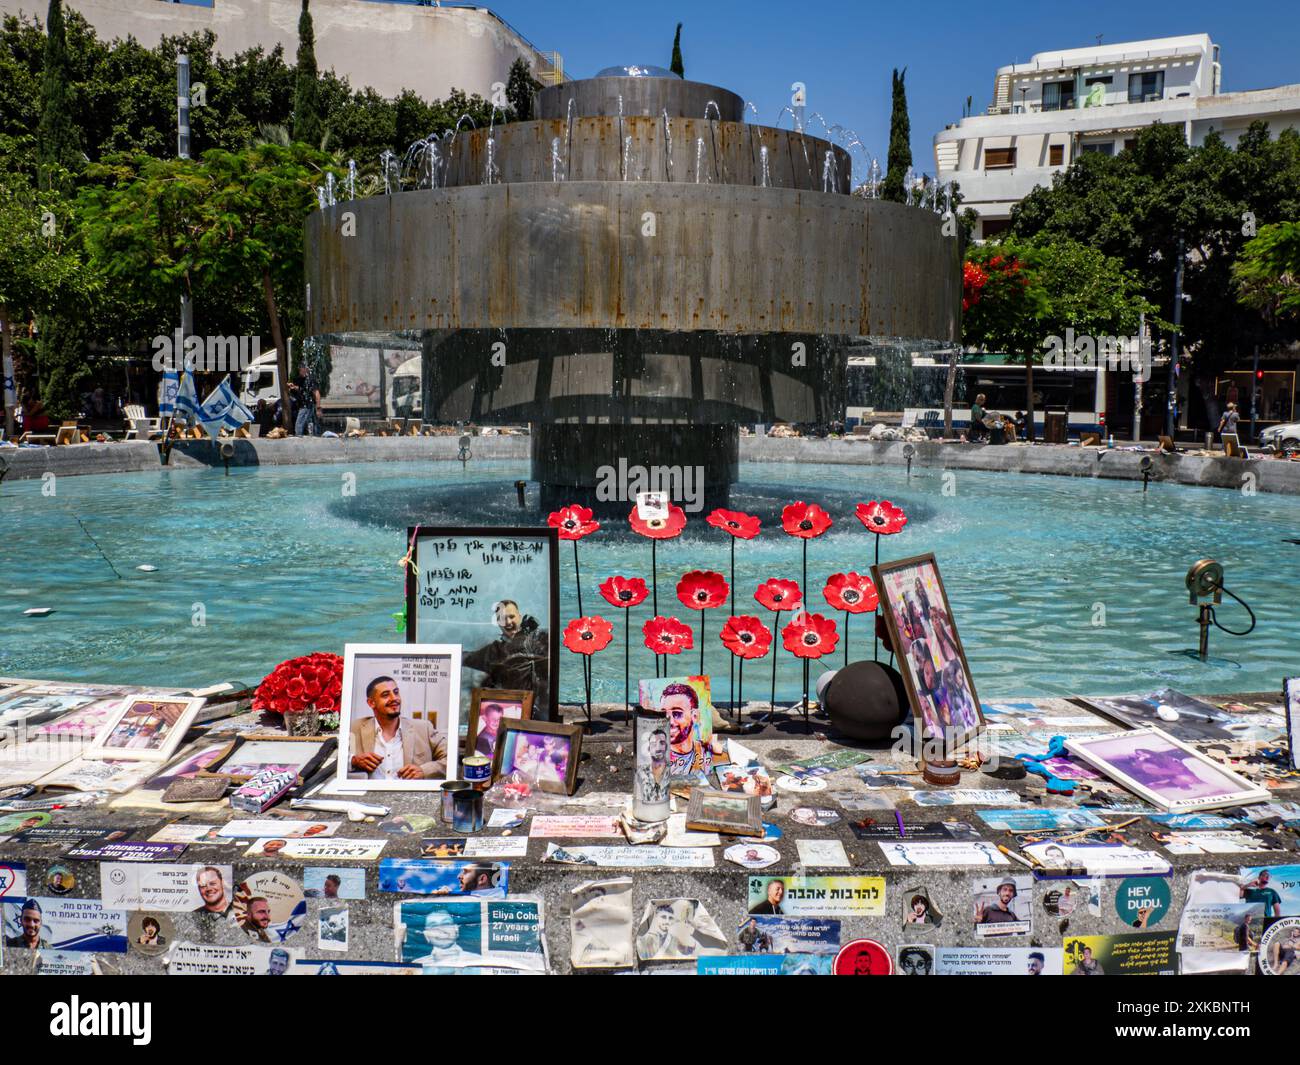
[1285,677,1300,772]
[1064,727,1269,812]
[201,735,335,784]
[404,526,559,721]
[637,675,730,777]
[871,553,985,754]
[490,718,582,795]
[85,695,205,762]
[334,643,462,792]
[685,788,763,837]
[464,689,534,760]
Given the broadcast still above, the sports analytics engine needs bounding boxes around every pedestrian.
[293,361,321,437]
[1217,401,1240,443]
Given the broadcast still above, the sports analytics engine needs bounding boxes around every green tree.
[1235,220,1300,320]
[670,23,684,78]
[293,0,322,147]
[880,68,910,203]
[505,57,540,122]
[36,0,80,190]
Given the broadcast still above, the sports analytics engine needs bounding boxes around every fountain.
[304,66,960,512]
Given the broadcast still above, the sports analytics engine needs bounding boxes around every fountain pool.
[2,460,1297,703]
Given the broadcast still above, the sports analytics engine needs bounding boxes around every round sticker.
[776,774,827,793]
[833,938,894,975]
[1114,877,1171,928]
[0,812,50,836]
[129,912,174,956]
[1042,884,1079,917]
[790,807,841,827]
[45,864,76,895]
[724,843,781,869]
[1257,917,1300,975]
[232,870,305,941]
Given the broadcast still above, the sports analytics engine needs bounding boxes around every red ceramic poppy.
[642,616,694,656]
[719,615,773,660]
[676,570,730,612]
[782,612,840,659]
[754,578,803,613]
[781,501,833,539]
[627,503,687,540]
[823,572,880,614]
[855,500,908,536]
[562,616,614,655]
[598,575,649,610]
[706,508,761,540]
[547,504,601,541]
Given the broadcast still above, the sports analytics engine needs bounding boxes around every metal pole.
[177,52,190,161]
[1165,238,1184,440]
[1250,344,1260,444]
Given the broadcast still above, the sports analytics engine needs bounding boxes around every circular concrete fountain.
[304,70,961,511]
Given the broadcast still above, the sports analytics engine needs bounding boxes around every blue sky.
[478,0,1300,173]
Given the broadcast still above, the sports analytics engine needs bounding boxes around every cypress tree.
[881,67,912,204]
[670,23,684,78]
[293,0,322,146]
[36,0,80,191]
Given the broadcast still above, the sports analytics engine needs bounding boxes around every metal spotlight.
[902,442,915,481]
[1138,454,1152,492]
[1186,558,1256,659]
[219,440,235,476]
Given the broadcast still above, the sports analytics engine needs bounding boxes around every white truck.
[238,346,423,423]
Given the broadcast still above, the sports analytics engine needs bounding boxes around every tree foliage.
[293,0,321,148]
[1235,221,1300,321]
[881,68,911,204]
[505,57,540,123]
[670,23,684,78]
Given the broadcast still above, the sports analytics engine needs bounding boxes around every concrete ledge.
[740,437,1300,496]
[0,441,164,482]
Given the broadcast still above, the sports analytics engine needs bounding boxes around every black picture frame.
[405,526,560,722]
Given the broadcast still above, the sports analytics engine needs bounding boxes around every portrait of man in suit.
[348,674,448,781]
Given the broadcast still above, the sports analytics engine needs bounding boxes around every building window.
[1042,80,1076,112]
[1128,70,1165,103]
[1048,144,1064,166]
[1081,142,1114,157]
[1123,138,1137,152]
[984,147,1016,169]
[982,218,1011,239]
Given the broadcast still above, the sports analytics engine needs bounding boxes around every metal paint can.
[441,780,471,824]
[451,785,485,833]
[462,755,491,788]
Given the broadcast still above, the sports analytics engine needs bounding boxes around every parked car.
[1259,421,1300,452]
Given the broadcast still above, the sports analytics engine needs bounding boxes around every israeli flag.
[174,370,202,424]
[159,368,179,418]
[197,378,254,440]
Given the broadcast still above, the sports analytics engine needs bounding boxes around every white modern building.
[0,0,563,102]
[935,34,1300,239]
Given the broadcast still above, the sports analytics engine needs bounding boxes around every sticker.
[0,812,51,835]
[796,839,850,867]
[724,844,781,869]
[1114,877,1171,928]
[776,775,827,793]
[635,491,668,521]
[45,864,76,895]
[897,944,935,975]
[303,867,366,900]
[747,875,885,917]
[102,862,235,912]
[128,911,174,956]
[1258,917,1300,975]
[318,904,349,952]
[232,871,306,942]
[790,807,841,827]
[0,862,27,901]
[833,938,894,975]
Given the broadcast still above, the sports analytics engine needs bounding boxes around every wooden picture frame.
[1284,677,1300,772]
[490,718,582,795]
[199,734,336,784]
[404,526,560,722]
[871,552,985,758]
[685,788,763,837]
[84,695,206,762]
[463,688,534,760]
[1064,727,1269,812]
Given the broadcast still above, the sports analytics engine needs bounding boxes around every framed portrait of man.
[871,553,985,757]
[85,695,206,763]
[334,644,462,792]
[463,689,533,760]
[405,527,559,722]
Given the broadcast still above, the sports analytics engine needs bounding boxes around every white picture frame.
[84,694,206,763]
[1284,677,1300,772]
[1065,726,1268,812]
[333,643,462,792]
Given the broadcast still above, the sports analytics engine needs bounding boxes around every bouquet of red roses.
[253,652,343,716]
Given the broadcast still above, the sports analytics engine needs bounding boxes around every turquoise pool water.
[2,459,1297,702]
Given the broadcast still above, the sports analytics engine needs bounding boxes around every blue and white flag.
[196,378,254,440]
[159,369,179,419]
[174,370,201,424]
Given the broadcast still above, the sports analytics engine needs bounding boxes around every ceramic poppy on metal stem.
[562,616,613,726]
[548,504,600,618]
[856,501,908,659]
[598,575,650,722]
[781,503,832,728]
[823,572,880,667]
[628,501,687,669]
[755,578,802,718]
[643,615,694,679]
[676,570,729,678]
[781,611,840,731]
[707,509,761,713]
[719,615,772,726]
